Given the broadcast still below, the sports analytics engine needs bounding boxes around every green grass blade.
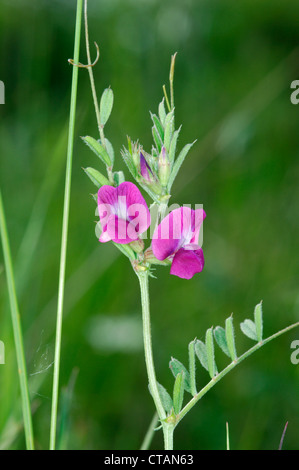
[0,190,34,450]
[49,0,83,450]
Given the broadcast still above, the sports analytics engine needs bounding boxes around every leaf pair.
[82,88,117,188]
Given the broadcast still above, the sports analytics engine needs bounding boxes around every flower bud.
[140,152,153,183]
[158,146,171,187]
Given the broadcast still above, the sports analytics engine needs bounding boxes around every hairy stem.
[49,0,83,450]
[0,191,34,450]
[137,270,175,449]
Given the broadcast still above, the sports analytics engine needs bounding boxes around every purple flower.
[98,182,151,244]
[152,206,206,279]
[140,152,153,182]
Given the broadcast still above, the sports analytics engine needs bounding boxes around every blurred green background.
[0,0,299,450]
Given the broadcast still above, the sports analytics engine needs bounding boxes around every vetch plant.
[0,0,298,451]
[76,0,299,451]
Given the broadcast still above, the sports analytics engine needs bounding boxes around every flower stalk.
[137,269,174,450]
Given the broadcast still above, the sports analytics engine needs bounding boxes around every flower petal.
[170,246,204,279]
[97,182,151,241]
[152,207,206,260]
[151,207,183,260]
[106,214,139,244]
[117,182,151,234]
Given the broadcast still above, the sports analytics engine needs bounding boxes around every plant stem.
[137,270,175,450]
[0,190,34,450]
[83,0,114,184]
[84,0,103,141]
[49,0,83,450]
[140,412,159,450]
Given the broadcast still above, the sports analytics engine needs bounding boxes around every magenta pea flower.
[97,182,151,244]
[152,206,206,279]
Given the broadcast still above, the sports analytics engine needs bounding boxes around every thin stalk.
[138,271,166,421]
[49,0,83,450]
[83,0,113,183]
[140,412,159,450]
[176,321,299,426]
[0,190,34,449]
[137,271,175,449]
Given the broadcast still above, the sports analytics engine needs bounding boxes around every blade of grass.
[0,190,34,449]
[49,0,83,450]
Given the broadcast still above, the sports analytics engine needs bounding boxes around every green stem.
[177,321,299,425]
[49,0,83,450]
[140,412,159,450]
[163,422,174,450]
[0,191,34,450]
[137,271,175,449]
[83,0,114,184]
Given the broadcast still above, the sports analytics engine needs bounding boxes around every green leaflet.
[173,372,185,415]
[82,135,112,167]
[112,242,135,260]
[151,113,164,143]
[240,319,258,341]
[168,126,181,165]
[152,126,163,154]
[104,138,115,167]
[113,171,125,186]
[167,141,196,191]
[163,110,175,153]
[99,87,114,126]
[83,167,110,188]
[225,316,237,361]
[213,326,231,357]
[205,328,217,378]
[158,98,167,127]
[194,339,208,371]
[157,383,173,415]
[169,357,191,394]
[188,340,197,396]
[254,301,263,342]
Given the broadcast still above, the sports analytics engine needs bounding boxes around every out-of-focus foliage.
[0,0,299,450]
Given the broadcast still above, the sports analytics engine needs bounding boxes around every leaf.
[213,326,231,357]
[254,301,263,342]
[173,372,185,415]
[163,110,175,153]
[82,136,112,166]
[205,328,217,378]
[152,126,163,153]
[113,171,125,186]
[112,242,135,260]
[83,167,110,188]
[188,340,197,396]
[194,340,208,371]
[99,87,114,126]
[104,138,115,167]
[121,148,138,179]
[169,357,191,394]
[151,113,164,143]
[240,319,258,341]
[168,126,181,165]
[225,316,237,361]
[167,141,196,191]
[158,98,167,127]
[157,382,173,415]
